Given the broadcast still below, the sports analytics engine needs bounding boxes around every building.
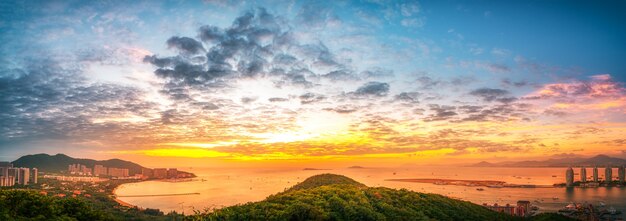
[0,162,16,187]
[580,166,586,183]
[167,168,178,179]
[516,201,531,217]
[153,168,167,179]
[593,166,599,182]
[142,168,153,179]
[566,167,574,187]
[68,164,92,175]
[94,165,108,176]
[619,166,625,184]
[17,168,29,185]
[605,166,612,183]
[108,168,129,177]
[30,168,38,184]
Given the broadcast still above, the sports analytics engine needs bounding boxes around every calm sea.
[115,166,626,218]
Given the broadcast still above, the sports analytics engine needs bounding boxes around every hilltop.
[189,174,574,221]
[11,153,194,177]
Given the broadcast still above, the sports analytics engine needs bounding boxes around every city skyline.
[1,0,626,168]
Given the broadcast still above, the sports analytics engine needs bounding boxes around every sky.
[1,0,625,167]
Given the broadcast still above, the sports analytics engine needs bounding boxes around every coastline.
[112,181,141,209]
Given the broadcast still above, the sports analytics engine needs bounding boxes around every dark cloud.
[394,92,420,103]
[166,36,206,55]
[469,88,516,103]
[323,105,358,114]
[299,92,326,104]
[145,8,349,99]
[323,70,358,81]
[354,81,390,96]
[0,59,156,143]
[502,78,528,87]
[423,104,457,121]
[268,97,289,102]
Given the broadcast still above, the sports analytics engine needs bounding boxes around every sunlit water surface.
[115,166,626,218]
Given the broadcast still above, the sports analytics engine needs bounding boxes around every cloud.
[424,104,457,121]
[354,81,390,96]
[523,74,626,114]
[166,36,206,55]
[299,92,326,104]
[469,88,516,103]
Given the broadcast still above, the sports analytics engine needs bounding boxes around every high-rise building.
[580,167,586,183]
[593,166,599,182]
[619,166,625,184]
[142,168,153,178]
[108,168,129,177]
[0,162,16,187]
[94,165,108,176]
[167,168,178,179]
[605,166,612,183]
[30,168,38,184]
[17,168,29,185]
[565,167,574,187]
[153,168,167,179]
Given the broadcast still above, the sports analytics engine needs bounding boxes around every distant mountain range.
[11,153,194,177]
[469,154,626,167]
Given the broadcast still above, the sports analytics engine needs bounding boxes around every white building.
[566,167,574,187]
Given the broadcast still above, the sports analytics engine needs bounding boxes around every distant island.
[347,165,367,169]
[303,168,331,171]
[468,154,626,167]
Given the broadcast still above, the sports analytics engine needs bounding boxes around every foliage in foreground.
[0,189,109,221]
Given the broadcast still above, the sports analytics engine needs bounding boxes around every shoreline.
[112,181,143,209]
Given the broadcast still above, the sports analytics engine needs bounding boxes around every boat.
[552,175,557,177]
[476,188,484,191]
[552,197,559,200]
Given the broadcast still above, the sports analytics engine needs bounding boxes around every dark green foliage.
[0,189,110,220]
[287,174,366,191]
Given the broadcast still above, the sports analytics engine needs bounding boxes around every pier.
[116,192,200,197]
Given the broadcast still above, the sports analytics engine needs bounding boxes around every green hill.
[287,174,366,191]
[189,174,575,221]
[11,153,146,175]
[11,153,195,177]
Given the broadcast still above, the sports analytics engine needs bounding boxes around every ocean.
[115,166,626,218]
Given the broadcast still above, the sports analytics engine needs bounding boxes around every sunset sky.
[1,0,625,167]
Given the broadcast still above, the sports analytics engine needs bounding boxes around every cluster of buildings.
[141,168,180,179]
[565,165,626,187]
[0,162,38,187]
[483,200,532,217]
[68,164,129,178]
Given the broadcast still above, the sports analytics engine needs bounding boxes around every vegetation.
[187,174,576,221]
[0,189,109,220]
[287,174,366,191]
[2,173,577,221]
[1,178,183,221]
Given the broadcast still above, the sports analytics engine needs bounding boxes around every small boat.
[552,175,557,177]
[476,188,484,191]
[552,197,559,200]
